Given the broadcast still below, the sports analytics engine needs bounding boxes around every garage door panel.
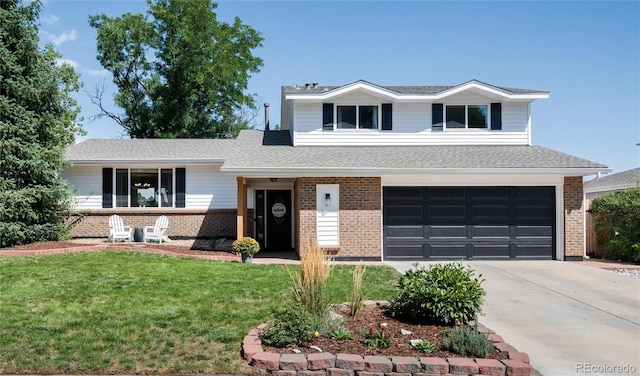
[386,244,425,259]
[386,226,424,239]
[472,226,510,238]
[429,243,468,258]
[429,225,467,238]
[383,186,555,260]
[472,244,511,259]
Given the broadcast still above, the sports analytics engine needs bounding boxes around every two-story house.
[63,80,608,261]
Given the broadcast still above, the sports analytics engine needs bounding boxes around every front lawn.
[0,251,399,374]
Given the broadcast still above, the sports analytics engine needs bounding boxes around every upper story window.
[445,105,488,129]
[337,105,379,129]
[115,168,174,208]
[324,103,392,131]
[433,103,500,131]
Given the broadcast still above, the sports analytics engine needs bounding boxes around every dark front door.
[265,190,292,250]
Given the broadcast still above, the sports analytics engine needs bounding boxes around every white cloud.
[43,30,78,46]
[86,69,110,77]
[55,58,79,68]
[41,14,59,26]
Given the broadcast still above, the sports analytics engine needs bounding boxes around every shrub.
[261,305,321,347]
[604,233,640,263]
[591,187,640,263]
[389,262,485,326]
[288,238,333,315]
[232,237,260,257]
[347,264,366,317]
[331,327,353,340]
[415,339,437,354]
[442,325,493,358]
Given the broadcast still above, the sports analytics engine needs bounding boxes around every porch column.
[236,176,247,239]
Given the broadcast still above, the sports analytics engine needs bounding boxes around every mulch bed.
[262,305,507,360]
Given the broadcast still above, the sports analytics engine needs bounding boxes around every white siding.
[186,166,238,209]
[62,165,242,210]
[316,184,339,247]
[62,166,103,209]
[290,90,532,146]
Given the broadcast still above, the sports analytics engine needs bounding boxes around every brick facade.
[563,176,584,259]
[70,209,253,239]
[294,177,381,259]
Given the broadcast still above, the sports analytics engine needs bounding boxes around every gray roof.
[584,167,640,193]
[222,130,606,172]
[66,130,607,174]
[66,138,235,162]
[282,79,548,95]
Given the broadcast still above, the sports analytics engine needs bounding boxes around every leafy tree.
[0,0,84,248]
[89,0,263,139]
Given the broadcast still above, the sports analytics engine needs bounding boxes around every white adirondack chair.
[108,214,133,243]
[144,215,170,244]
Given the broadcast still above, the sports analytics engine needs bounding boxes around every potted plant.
[232,237,260,263]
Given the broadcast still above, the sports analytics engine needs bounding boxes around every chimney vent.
[264,103,270,131]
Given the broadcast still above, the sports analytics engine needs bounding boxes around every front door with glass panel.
[256,190,292,251]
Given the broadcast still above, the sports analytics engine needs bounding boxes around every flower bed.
[242,301,538,376]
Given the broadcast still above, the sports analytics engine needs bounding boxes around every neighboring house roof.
[584,167,640,193]
[66,138,235,164]
[220,130,607,176]
[282,79,549,101]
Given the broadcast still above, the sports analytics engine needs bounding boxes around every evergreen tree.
[0,0,83,248]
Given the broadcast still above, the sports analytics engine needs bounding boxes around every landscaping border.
[242,301,538,376]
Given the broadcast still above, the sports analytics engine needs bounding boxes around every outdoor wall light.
[325,193,331,207]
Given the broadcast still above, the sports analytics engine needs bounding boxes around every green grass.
[0,251,399,374]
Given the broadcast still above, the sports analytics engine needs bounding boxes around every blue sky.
[39,0,639,175]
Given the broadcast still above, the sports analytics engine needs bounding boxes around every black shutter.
[381,103,393,130]
[322,103,333,131]
[491,103,502,130]
[102,168,113,208]
[175,168,186,208]
[432,103,443,131]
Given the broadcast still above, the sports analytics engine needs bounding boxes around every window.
[114,168,174,208]
[336,105,379,129]
[445,105,488,129]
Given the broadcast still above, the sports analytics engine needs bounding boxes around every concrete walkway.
[385,260,640,376]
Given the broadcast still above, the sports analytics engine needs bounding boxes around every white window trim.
[443,104,491,130]
[114,167,176,209]
[334,104,381,130]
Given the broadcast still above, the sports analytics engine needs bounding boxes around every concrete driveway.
[384,260,640,376]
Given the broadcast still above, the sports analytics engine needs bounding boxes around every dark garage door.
[383,186,555,260]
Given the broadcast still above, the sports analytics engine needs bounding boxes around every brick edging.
[242,301,539,376]
[0,244,241,262]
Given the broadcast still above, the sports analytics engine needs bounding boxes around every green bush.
[389,262,485,326]
[591,187,640,263]
[331,327,353,340]
[442,325,493,357]
[261,305,322,347]
[232,237,260,257]
[415,339,437,354]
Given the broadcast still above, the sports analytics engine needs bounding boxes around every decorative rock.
[400,329,412,335]
[376,300,390,307]
[310,345,323,352]
[409,339,422,347]
[292,349,301,354]
[363,300,377,307]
